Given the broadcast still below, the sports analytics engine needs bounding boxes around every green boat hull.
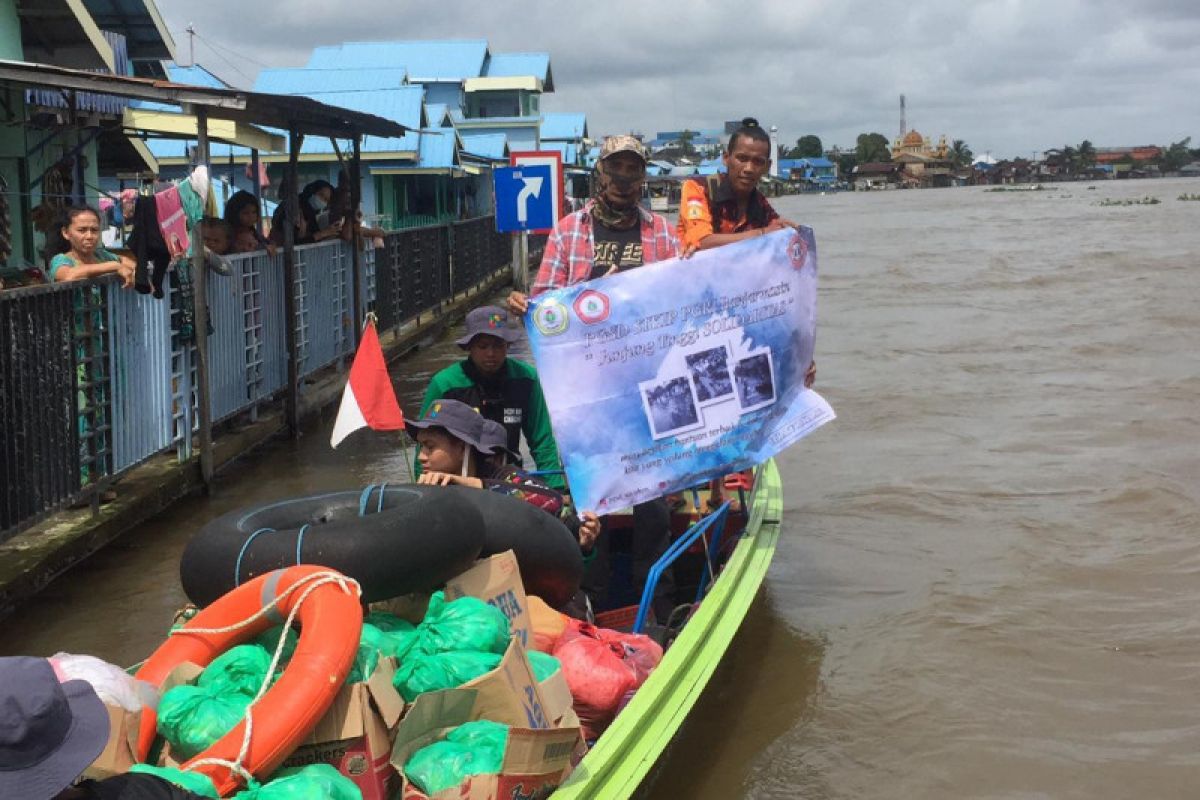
[554,459,784,798]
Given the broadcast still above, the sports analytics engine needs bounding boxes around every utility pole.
[185,23,196,67]
[899,94,906,139]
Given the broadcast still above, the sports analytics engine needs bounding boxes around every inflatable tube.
[444,486,584,608]
[135,566,362,796]
[181,485,484,607]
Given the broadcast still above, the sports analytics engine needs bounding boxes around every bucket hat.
[456,306,522,349]
[406,400,503,456]
[0,657,110,799]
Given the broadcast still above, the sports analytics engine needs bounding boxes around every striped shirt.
[530,200,681,296]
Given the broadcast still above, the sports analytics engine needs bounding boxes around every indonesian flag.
[330,320,404,448]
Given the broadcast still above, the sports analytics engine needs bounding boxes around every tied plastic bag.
[128,764,220,798]
[197,644,272,697]
[552,622,662,740]
[392,650,502,702]
[231,764,361,799]
[527,650,561,683]
[156,684,252,761]
[49,653,159,712]
[365,611,418,659]
[404,720,509,795]
[415,592,510,656]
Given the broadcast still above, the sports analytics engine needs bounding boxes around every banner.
[527,227,835,513]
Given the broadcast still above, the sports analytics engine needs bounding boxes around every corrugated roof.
[540,112,586,141]
[424,103,450,126]
[307,40,488,81]
[81,0,177,63]
[418,127,460,169]
[485,52,552,89]
[459,132,507,160]
[540,141,578,165]
[254,67,408,96]
[134,62,227,111]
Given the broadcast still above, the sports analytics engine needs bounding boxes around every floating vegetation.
[1097,196,1161,206]
[985,184,1046,192]
[1178,193,1200,201]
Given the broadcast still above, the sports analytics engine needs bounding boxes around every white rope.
[173,570,362,787]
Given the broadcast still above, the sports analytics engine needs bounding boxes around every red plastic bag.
[552,621,663,739]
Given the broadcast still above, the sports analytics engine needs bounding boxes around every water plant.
[1097,196,1161,206]
[1177,193,1200,201]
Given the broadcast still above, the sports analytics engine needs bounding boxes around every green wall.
[0,0,21,60]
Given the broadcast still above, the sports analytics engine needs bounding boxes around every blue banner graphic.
[527,227,835,513]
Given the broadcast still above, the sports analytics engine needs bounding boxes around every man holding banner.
[509,133,683,619]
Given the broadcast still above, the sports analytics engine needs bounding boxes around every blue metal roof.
[254,67,408,96]
[540,112,586,141]
[460,132,508,160]
[132,63,228,112]
[417,127,460,169]
[424,103,451,126]
[540,141,578,164]
[307,40,489,81]
[297,89,424,152]
[484,52,552,88]
[81,0,175,62]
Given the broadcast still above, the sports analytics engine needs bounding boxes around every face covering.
[308,194,327,212]
[591,162,644,230]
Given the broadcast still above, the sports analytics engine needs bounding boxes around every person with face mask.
[268,179,342,246]
[507,135,684,622]
[507,135,681,313]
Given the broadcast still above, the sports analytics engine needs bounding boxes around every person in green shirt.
[418,305,565,491]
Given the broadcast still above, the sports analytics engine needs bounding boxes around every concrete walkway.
[0,271,512,621]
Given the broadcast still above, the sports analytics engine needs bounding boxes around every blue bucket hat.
[0,657,111,799]
[406,400,507,456]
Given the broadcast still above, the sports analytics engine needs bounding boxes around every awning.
[0,59,410,140]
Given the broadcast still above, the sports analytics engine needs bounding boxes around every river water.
[4,178,1198,798]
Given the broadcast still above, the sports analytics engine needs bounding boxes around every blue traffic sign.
[494,165,554,232]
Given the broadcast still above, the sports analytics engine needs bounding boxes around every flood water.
[4,178,1199,798]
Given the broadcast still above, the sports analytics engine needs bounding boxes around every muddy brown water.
[4,178,1199,799]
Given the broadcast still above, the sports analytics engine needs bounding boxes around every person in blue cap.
[0,656,207,799]
[418,305,565,490]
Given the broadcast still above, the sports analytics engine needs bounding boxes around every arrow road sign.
[494,165,554,232]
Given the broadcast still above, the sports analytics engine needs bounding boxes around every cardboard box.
[391,640,582,800]
[445,551,534,651]
[83,703,142,780]
[537,662,574,729]
[280,657,406,800]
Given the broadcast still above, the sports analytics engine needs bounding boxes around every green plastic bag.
[404,720,509,795]
[393,650,502,702]
[197,644,272,697]
[365,612,418,659]
[347,624,386,684]
[415,592,510,656]
[129,764,220,797]
[231,764,362,799]
[526,650,561,683]
[156,684,251,761]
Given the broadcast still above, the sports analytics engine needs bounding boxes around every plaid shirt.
[530,200,681,296]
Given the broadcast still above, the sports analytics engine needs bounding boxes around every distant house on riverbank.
[852,162,901,190]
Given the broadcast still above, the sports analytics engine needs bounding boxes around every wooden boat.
[553,459,783,797]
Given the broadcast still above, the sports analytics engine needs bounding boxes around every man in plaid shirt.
[508,135,682,309]
[507,134,684,622]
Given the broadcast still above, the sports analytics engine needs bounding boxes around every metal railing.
[0,215,511,540]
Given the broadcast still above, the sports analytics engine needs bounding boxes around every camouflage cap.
[598,135,648,164]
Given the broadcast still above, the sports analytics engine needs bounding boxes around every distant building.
[891,129,954,186]
[777,157,837,187]
[852,162,901,190]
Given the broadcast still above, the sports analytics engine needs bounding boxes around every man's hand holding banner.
[527,227,835,513]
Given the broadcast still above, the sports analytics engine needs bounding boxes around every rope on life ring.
[135,566,363,796]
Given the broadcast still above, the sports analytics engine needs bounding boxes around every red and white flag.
[330,320,404,448]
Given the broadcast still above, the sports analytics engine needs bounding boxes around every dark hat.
[406,399,497,455]
[0,657,111,799]
[478,418,517,459]
[455,306,522,349]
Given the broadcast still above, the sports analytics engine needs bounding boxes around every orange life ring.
[134,565,363,796]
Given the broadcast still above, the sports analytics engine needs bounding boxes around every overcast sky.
[159,0,1200,158]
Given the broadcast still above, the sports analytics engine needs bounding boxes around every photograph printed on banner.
[639,375,704,440]
[734,349,777,413]
[685,344,736,406]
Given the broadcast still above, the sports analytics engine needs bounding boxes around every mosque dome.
[902,130,925,148]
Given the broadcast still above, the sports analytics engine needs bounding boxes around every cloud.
[158,0,1200,156]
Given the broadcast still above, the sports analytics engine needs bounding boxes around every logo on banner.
[532,298,569,336]
[573,290,610,324]
[788,232,809,269]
